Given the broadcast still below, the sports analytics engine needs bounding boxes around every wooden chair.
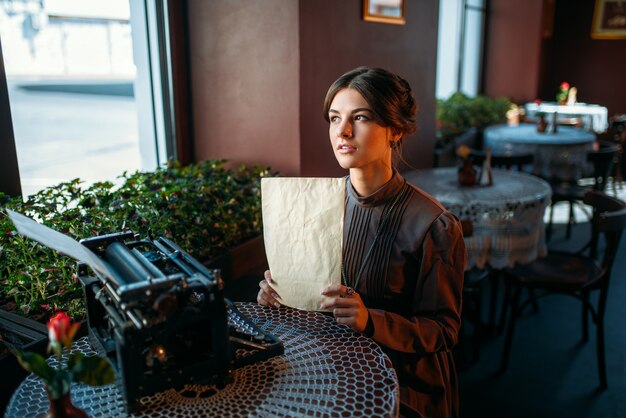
[546,141,619,240]
[499,190,626,388]
[469,149,534,172]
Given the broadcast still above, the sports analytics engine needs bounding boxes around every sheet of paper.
[262,177,345,311]
[6,209,116,281]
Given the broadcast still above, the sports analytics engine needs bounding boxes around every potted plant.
[435,92,512,166]
[0,159,273,411]
[0,158,271,338]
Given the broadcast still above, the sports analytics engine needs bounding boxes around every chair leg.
[582,290,589,342]
[528,288,540,314]
[597,318,608,389]
[488,270,501,334]
[597,288,610,389]
[566,201,575,239]
[496,270,513,336]
[499,282,522,374]
[547,203,555,241]
[470,287,483,364]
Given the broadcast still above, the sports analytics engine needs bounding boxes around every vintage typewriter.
[77,231,283,412]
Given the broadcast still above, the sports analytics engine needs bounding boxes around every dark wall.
[186,0,439,177]
[540,0,626,116]
[485,0,626,118]
[483,0,544,103]
[187,1,301,175]
[299,0,440,177]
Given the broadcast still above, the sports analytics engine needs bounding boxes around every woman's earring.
[390,140,398,149]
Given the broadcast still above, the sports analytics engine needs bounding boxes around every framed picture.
[591,0,626,39]
[363,0,405,25]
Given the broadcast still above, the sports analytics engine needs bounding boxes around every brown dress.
[343,171,466,418]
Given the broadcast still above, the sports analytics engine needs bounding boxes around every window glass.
[0,0,141,198]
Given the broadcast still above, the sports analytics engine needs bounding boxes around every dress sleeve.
[368,212,467,354]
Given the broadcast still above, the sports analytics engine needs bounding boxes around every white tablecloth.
[525,102,609,133]
[405,168,552,270]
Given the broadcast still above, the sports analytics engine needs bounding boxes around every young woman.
[257,67,466,418]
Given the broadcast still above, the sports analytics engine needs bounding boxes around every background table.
[6,303,399,417]
[405,168,552,270]
[524,102,609,133]
[484,123,596,181]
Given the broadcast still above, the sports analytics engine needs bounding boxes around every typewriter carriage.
[78,232,233,412]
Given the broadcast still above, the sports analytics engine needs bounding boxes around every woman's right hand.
[257,270,282,308]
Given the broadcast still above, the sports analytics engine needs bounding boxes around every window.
[436,0,487,98]
[0,0,175,198]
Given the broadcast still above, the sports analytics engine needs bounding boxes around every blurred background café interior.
[1,1,625,417]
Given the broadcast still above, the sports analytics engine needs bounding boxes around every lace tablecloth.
[405,168,552,270]
[484,123,596,181]
[5,303,399,418]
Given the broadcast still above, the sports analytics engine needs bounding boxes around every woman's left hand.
[320,284,369,333]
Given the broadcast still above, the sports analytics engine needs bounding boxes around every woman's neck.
[349,167,394,196]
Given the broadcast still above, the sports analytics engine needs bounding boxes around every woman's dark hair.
[323,67,417,138]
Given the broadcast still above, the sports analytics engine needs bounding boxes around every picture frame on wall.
[591,0,626,39]
[363,0,405,25]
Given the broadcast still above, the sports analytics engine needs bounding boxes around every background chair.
[547,140,619,240]
[469,149,534,172]
[499,190,626,388]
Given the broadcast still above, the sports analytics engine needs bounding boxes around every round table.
[5,303,399,417]
[405,168,552,270]
[524,102,609,133]
[484,123,596,181]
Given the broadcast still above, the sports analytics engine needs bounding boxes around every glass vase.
[47,390,88,418]
[458,159,477,186]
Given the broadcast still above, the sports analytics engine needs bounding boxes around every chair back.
[583,190,626,271]
[454,127,479,149]
[469,149,534,172]
[587,141,619,191]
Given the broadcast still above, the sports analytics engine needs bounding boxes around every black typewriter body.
[77,232,282,412]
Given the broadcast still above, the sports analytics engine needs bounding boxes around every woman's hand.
[320,284,369,333]
[257,270,282,308]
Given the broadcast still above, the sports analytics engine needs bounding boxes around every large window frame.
[436,0,488,99]
[0,37,21,197]
[0,0,188,197]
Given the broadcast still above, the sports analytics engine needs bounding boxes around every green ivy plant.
[436,92,512,145]
[0,160,271,322]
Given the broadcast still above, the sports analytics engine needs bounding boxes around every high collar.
[347,170,405,208]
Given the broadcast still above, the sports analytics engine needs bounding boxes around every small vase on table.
[458,158,477,186]
[537,113,547,133]
[46,388,88,418]
[11,312,114,418]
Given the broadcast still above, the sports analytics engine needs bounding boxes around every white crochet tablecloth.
[6,303,399,418]
[405,168,552,270]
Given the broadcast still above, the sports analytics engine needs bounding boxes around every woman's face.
[328,88,395,173]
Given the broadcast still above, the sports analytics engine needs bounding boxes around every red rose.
[560,81,570,91]
[48,311,80,350]
[14,310,114,400]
